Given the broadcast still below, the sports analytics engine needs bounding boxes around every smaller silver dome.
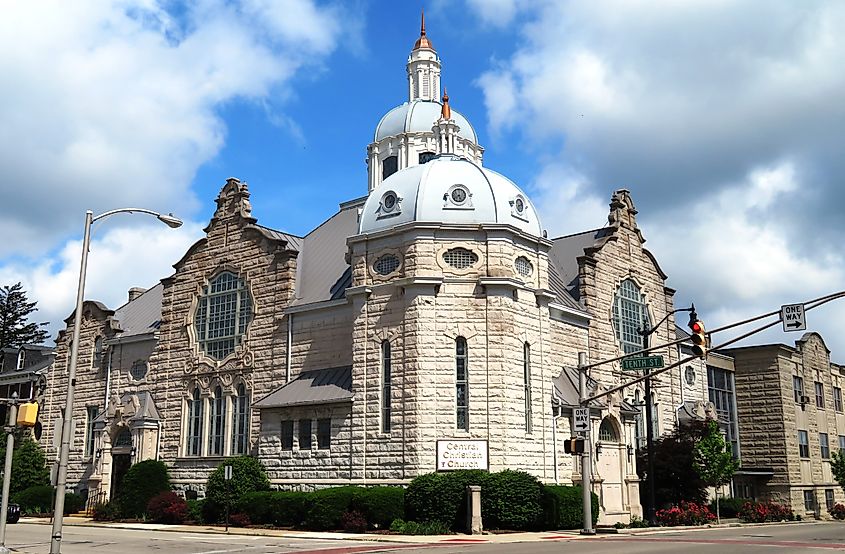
[374,100,477,144]
[359,155,542,237]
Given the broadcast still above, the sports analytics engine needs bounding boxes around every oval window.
[443,248,479,269]
[374,254,401,276]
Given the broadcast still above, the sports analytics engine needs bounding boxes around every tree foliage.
[637,419,709,512]
[0,435,50,495]
[694,420,740,521]
[0,282,49,348]
[831,449,845,494]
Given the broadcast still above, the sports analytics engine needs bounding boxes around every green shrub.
[13,485,53,515]
[405,470,490,530]
[0,437,50,495]
[204,457,270,523]
[389,518,450,535]
[186,499,204,523]
[92,501,119,521]
[351,486,405,529]
[540,485,599,530]
[147,491,188,524]
[116,459,171,518]
[64,492,84,515]
[482,470,543,530]
[710,497,749,518]
[236,491,307,527]
[302,486,358,531]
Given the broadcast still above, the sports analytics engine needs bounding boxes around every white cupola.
[367,13,484,193]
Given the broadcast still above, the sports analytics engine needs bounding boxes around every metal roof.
[375,100,477,143]
[254,366,353,409]
[292,200,363,306]
[247,224,303,252]
[549,227,612,302]
[112,284,163,339]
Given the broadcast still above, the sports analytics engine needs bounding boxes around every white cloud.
[471,1,845,356]
[0,0,348,258]
[465,0,520,28]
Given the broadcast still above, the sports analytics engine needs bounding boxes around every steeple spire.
[407,10,441,101]
[414,9,434,50]
[441,88,451,120]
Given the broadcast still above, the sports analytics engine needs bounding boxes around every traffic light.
[17,401,39,427]
[563,436,585,455]
[689,319,707,358]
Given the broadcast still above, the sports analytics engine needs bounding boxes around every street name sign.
[573,408,589,433]
[781,303,806,332]
[621,356,664,371]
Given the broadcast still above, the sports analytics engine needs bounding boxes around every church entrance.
[596,417,625,519]
[110,454,131,500]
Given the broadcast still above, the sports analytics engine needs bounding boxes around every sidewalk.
[19,516,818,545]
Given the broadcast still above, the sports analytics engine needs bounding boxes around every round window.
[451,186,468,204]
[382,191,398,212]
[515,197,525,214]
[130,360,148,381]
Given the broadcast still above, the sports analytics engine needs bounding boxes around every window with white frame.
[231,384,249,455]
[208,386,225,456]
[187,388,203,456]
[612,280,649,354]
[794,376,805,403]
[381,340,391,433]
[798,430,810,458]
[599,418,618,442]
[523,342,532,433]
[194,272,253,360]
[456,337,469,431]
[707,365,739,457]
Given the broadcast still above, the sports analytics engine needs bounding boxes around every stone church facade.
[41,18,724,525]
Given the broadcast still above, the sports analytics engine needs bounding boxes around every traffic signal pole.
[578,352,595,535]
[641,332,656,525]
[0,393,19,553]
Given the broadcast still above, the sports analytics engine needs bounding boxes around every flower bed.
[655,501,716,526]
[738,501,794,523]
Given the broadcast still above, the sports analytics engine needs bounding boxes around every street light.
[50,208,182,554]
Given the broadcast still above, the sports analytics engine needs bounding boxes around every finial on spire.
[413,9,434,50]
[441,88,451,120]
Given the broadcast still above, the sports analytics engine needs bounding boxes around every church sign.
[436,440,489,471]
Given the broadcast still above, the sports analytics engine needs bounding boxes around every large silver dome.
[374,100,477,144]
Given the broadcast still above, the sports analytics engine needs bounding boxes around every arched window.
[93,337,103,368]
[599,418,618,442]
[187,388,203,456]
[456,337,468,431]
[524,342,532,433]
[209,386,225,456]
[612,279,650,354]
[381,340,392,433]
[114,428,132,448]
[194,272,253,360]
[382,155,398,180]
[231,384,249,455]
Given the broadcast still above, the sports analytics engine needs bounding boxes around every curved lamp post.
[50,208,182,554]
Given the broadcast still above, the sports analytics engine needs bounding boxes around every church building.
[41,17,714,525]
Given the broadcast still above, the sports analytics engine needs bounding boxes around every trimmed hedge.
[303,486,359,531]
[539,485,599,530]
[236,491,307,527]
[116,459,171,518]
[12,485,82,515]
[483,470,543,531]
[405,470,489,530]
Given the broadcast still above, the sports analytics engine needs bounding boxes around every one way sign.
[781,303,806,332]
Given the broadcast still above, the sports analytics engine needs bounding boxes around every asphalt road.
[5,521,845,553]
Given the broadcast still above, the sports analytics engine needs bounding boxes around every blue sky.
[1,1,844,358]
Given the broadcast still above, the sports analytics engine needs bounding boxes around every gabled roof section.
[292,197,365,306]
[254,366,353,408]
[551,366,607,409]
[549,227,613,302]
[112,283,164,339]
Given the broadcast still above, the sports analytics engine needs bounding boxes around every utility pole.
[578,352,595,535]
[639,330,657,525]
[0,393,19,553]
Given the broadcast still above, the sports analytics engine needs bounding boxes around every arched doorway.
[597,416,625,520]
[110,428,133,500]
